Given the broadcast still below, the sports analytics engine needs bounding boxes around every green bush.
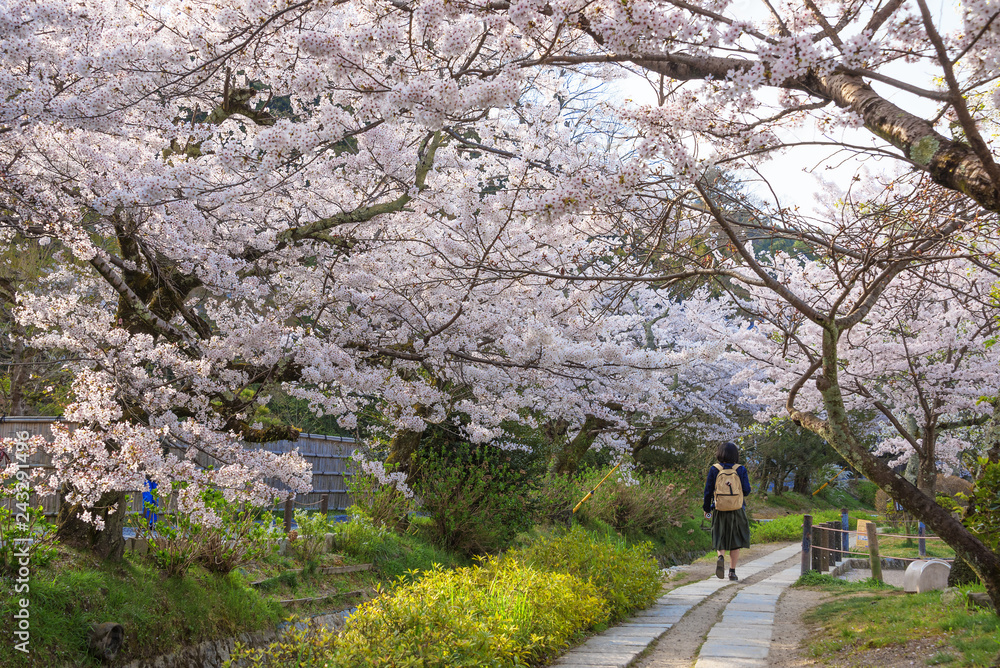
[413,442,534,556]
[227,527,663,668]
[530,471,579,526]
[511,525,662,622]
[228,557,606,667]
[329,512,397,563]
[128,486,279,577]
[346,462,413,530]
[0,503,57,575]
[849,480,879,508]
[570,467,689,540]
[290,509,330,564]
[966,457,1000,552]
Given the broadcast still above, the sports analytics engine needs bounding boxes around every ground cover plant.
[226,525,663,667]
[797,575,1000,668]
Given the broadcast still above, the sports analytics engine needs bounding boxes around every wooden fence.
[0,416,356,516]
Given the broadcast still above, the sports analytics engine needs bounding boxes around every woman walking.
[703,441,751,581]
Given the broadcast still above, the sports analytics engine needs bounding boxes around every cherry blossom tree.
[737,257,1000,493]
[0,0,745,559]
[671,175,1000,610]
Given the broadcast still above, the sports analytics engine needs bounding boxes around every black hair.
[716,441,739,464]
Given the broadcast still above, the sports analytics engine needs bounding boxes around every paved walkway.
[551,544,802,668]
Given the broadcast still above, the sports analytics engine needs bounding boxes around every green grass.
[799,581,1000,667]
[749,510,878,543]
[0,549,284,667]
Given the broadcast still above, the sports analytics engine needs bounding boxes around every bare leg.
[729,548,740,569]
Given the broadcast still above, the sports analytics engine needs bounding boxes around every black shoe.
[716,555,725,579]
[729,569,739,581]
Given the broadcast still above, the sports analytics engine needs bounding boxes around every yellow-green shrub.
[330,558,605,667]
[227,557,605,667]
[227,527,662,668]
[510,525,662,622]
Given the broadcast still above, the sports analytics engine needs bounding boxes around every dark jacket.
[703,463,751,513]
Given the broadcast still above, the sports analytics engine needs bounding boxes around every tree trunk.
[789,325,1000,611]
[385,428,423,478]
[917,451,938,496]
[56,490,129,562]
[551,414,614,475]
[7,336,32,416]
[792,468,811,495]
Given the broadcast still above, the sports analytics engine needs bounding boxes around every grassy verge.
[750,510,878,543]
[0,516,466,667]
[796,573,999,667]
[0,547,285,667]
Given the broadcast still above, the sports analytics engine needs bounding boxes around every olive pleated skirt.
[711,507,751,550]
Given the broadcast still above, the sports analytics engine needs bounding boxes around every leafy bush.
[530,471,579,526]
[571,467,689,539]
[346,462,412,531]
[290,509,330,564]
[226,526,663,668]
[413,442,534,556]
[329,511,397,562]
[966,457,1000,552]
[511,525,662,622]
[849,480,879,508]
[0,503,58,575]
[228,557,606,668]
[129,486,278,577]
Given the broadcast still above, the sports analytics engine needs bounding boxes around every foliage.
[328,512,398,563]
[290,509,330,564]
[345,463,413,531]
[529,470,580,527]
[0,503,58,575]
[0,547,284,667]
[559,467,690,540]
[965,458,1000,553]
[229,526,662,667]
[742,420,845,495]
[129,486,279,577]
[510,524,662,622]
[847,480,879,508]
[331,558,605,667]
[412,442,534,556]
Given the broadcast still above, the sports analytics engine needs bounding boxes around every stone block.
[903,560,951,594]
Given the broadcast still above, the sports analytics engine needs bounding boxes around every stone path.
[551,544,802,668]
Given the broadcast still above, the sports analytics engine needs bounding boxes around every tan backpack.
[713,463,744,511]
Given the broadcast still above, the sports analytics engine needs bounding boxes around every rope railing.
[800,513,952,583]
[806,524,946,541]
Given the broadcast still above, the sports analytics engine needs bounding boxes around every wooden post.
[819,523,829,572]
[284,497,294,534]
[801,514,812,576]
[829,523,836,569]
[866,521,882,583]
[841,508,849,560]
[812,523,822,571]
[320,493,329,517]
[918,521,926,558]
